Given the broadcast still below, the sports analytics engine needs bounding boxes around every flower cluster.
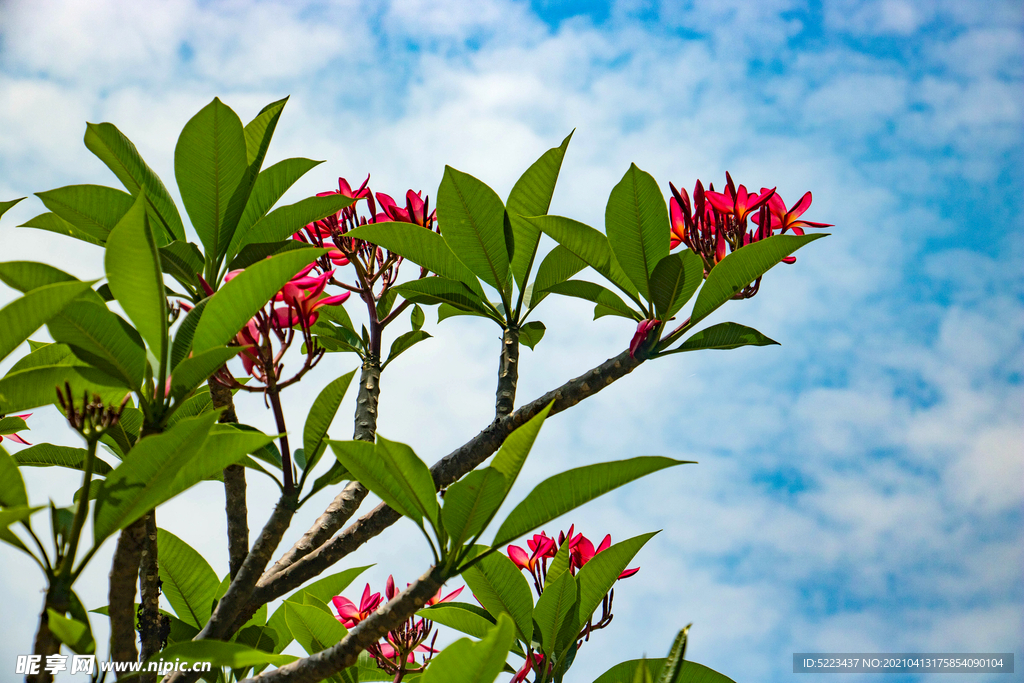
[669,173,831,297]
[293,175,438,301]
[507,525,639,595]
[331,577,462,677]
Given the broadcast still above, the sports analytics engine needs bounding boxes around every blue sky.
[1,1,1021,682]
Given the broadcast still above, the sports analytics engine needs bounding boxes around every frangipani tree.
[0,96,829,683]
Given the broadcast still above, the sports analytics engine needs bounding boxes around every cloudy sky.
[1,0,1021,681]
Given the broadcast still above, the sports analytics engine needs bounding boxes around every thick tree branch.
[108,518,147,675]
[249,349,642,610]
[242,567,445,683]
[209,379,249,579]
[494,326,520,418]
[137,511,166,683]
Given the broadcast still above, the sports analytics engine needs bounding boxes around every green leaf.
[527,215,639,300]
[236,157,323,242]
[649,250,704,320]
[545,539,572,589]
[283,601,348,655]
[92,412,218,544]
[633,660,655,683]
[0,279,95,363]
[656,626,690,683]
[230,194,354,260]
[14,444,113,476]
[393,278,497,320]
[157,528,220,628]
[460,550,534,642]
[35,184,136,243]
[302,370,356,474]
[170,298,208,370]
[48,301,147,391]
[422,613,517,683]
[382,330,432,370]
[437,166,510,294]
[243,97,288,167]
[665,322,779,354]
[568,532,657,651]
[493,457,689,548]
[0,365,129,414]
[595,659,736,683]
[174,97,250,261]
[191,246,327,352]
[330,436,439,530]
[169,346,242,400]
[104,192,168,363]
[543,281,640,320]
[490,401,553,498]
[0,197,24,220]
[534,568,577,653]
[160,240,205,293]
[19,212,106,246]
[0,447,28,507]
[443,468,507,551]
[345,222,484,296]
[518,321,546,350]
[507,131,573,289]
[689,234,827,326]
[417,602,496,640]
[305,460,352,500]
[605,164,670,300]
[0,504,41,557]
[0,261,79,293]
[84,121,185,243]
[148,640,297,669]
[287,565,373,606]
[46,610,95,655]
[530,245,588,309]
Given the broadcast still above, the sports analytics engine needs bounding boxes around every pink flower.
[751,190,832,263]
[424,585,464,607]
[508,533,557,572]
[629,319,660,358]
[704,173,775,224]
[512,653,546,683]
[0,413,32,445]
[332,583,383,629]
[570,533,639,579]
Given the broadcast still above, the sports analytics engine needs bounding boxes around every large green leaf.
[345,223,484,296]
[665,322,779,354]
[689,234,827,326]
[329,436,438,530]
[45,609,95,655]
[283,601,347,654]
[172,424,274,489]
[594,659,736,683]
[148,640,297,669]
[649,250,704,320]
[443,468,507,551]
[190,246,326,352]
[392,278,497,320]
[421,613,516,683]
[0,447,28,507]
[567,532,657,652]
[302,370,356,474]
[157,528,220,628]
[104,192,168,363]
[417,602,496,640]
[14,444,113,476]
[492,457,689,547]
[544,280,640,320]
[92,412,218,544]
[437,166,510,294]
[174,98,250,261]
[286,565,373,607]
[18,212,106,246]
[35,184,136,243]
[160,240,205,293]
[84,121,185,243]
[229,194,354,260]
[490,401,552,498]
[507,131,573,289]
[48,301,147,391]
[530,244,587,308]
[605,164,669,300]
[170,298,208,369]
[527,215,639,300]
[534,568,577,653]
[0,279,95,363]
[460,549,534,642]
[235,158,322,247]
[0,364,129,414]
[0,261,81,294]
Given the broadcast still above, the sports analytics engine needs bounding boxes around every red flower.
[629,319,660,358]
[512,653,546,683]
[508,533,557,572]
[332,583,383,629]
[570,533,639,579]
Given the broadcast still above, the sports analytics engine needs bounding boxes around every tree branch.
[494,325,520,418]
[209,379,249,579]
[137,511,166,683]
[108,517,147,674]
